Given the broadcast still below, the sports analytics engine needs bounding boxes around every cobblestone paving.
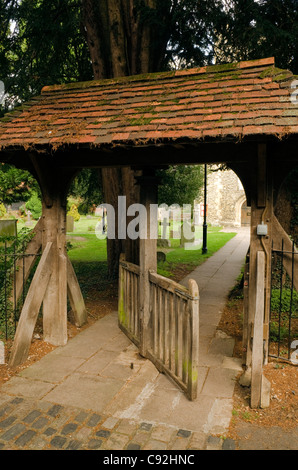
[0,396,215,451]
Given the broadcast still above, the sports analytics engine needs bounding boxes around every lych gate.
[0,57,298,408]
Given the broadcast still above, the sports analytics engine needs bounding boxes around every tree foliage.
[157,165,204,208]
[69,168,103,214]
[1,0,92,109]
[25,190,42,219]
[0,0,298,275]
[1,0,297,107]
[0,163,39,204]
[214,0,298,74]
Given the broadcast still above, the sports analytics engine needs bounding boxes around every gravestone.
[180,220,195,247]
[157,239,171,248]
[25,210,33,227]
[67,215,74,232]
[170,229,180,239]
[159,217,170,240]
[0,219,17,237]
[157,251,166,262]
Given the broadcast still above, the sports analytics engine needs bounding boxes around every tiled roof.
[0,57,298,152]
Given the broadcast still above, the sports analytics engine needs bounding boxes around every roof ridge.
[41,57,276,94]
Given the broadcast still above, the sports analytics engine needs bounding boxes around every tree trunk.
[81,0,170,277]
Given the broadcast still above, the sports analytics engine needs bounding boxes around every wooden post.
[118,253,126,328]
[187,279,199,401]
[29,156,83,346]
[251,251,265,408]
[245,143,273,402]
[242,255,250,366]
[41,196,68,346]
[137,170,159,357]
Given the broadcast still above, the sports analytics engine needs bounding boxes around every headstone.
[157,251,166,262]
[159,218,170,240]
[25,210,33,227]
[194,209,200,225]
[0,220,17,238]
[67,215,74,232]
[157,239,171,248]
[180,220,195,247]
[170,229,180,239]
[0,341,5,365]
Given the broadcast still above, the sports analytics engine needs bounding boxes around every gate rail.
[269,240,298,363]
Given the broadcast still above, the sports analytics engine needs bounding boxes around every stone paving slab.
[0,394,210,450]
[0,228,251,451]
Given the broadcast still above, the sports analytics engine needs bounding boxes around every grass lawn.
[66,218,236,295]
[157,226,236,279]
[15,215,236,297]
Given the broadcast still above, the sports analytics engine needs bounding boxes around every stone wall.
[198,166,247,227]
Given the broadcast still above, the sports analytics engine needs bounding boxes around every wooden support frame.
[12,224,87,329]
[9,242,53,367]
[7,156,87,367]
[245,143,273,366]
[9,247,87,367]
[29,156,81,346]
[243,143,274,408]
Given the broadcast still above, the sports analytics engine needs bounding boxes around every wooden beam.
[41,199,68,346]
[137,171,159,357]
[245,145,273,369]
[242,256,250,366]
[8,242,53,367]
[67,256,88,327]
[251,251,265,408]
[29,154,53,208]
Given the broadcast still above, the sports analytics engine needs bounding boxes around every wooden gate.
[118,254,200,400]
[118,254,141,348]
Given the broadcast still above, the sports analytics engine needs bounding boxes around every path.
[0,228,250,451]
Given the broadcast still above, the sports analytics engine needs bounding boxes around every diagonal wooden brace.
[11,223,87,329]
[67,256,88,327]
